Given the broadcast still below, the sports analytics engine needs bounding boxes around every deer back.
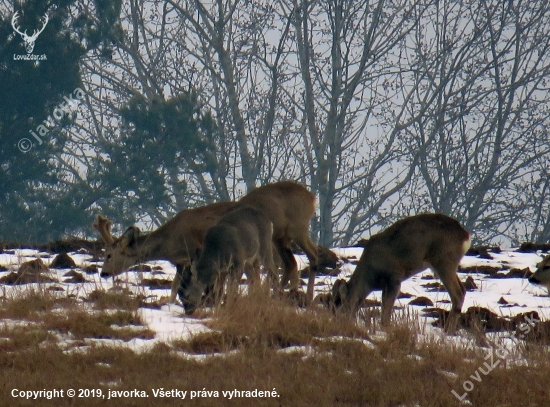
[238,181,315,239]
[355,214,470,285]
[194,206,273,284]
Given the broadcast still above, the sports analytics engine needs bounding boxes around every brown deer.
[332,214,470,333]
[528,254,550,290]
[181,206,276,314]
[237,181,318,304]
[93,202,236,303]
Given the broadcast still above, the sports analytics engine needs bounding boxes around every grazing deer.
[180,206,276,314]
[237,181,318,304]
[93,202,236,303]
[528,254,550,290]
[332,214,470,333]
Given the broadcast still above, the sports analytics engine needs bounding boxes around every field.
[0,245,549,406]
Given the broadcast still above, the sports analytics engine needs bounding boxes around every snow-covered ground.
[0,247,549,353]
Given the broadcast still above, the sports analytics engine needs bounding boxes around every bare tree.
[285,0,427,245]
[55,0,550,246]
[404,0,550,243]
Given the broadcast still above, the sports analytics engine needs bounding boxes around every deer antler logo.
[11,11,49,54]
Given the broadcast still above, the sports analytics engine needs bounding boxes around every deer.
[94,181,318,306]
[180,206,277,314]
[331,213,471,333]
[528,254,550,290]
[93,201,237,303]
[236,181,318,304]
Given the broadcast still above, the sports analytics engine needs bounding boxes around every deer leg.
[261,239,280,293]
[225,264,243,305]
[434,266,465,334]
[176,264,194,305]
[294,235,318,306]
[381,280,401,326]
[170,271,181,304]
[244,261,260,286]
[275,239,299,290]
[211,270,228,309]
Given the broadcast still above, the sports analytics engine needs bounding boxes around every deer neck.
[134,229,175,263]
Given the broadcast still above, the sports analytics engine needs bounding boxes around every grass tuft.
[41,309,154,341]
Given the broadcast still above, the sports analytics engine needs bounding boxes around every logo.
[11,11,48,57]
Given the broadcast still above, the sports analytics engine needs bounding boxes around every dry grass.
[85,289,141,311]
[0,290,154,343]
[40,309,155,341]
[1,288,549,406]
[0,290,63,319]
[173,289,369,353]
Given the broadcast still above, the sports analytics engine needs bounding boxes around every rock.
[50,252,77,269]
[0,258,58,284]
[318,246,339,269]
[360,298,381,308]
[517,242,550,253]
[465,245,501,259]
[139,278,173,289]
[312,293,332,307]
[18,258,48,275]
[63,270,87,284]
[282,290,308,308]
[83,264,99,274]
[48,286,65,292]
[408,296,434,306]
[489,268,533,279]
[458,265,503,275]
[299,246,340,276]
[506,267,533,279]
[0,272,57,285]
[428,306,512,331]
[463,276,477,290]
[463,306,511,331]
[129,264,152,272]
[421,281,446,292]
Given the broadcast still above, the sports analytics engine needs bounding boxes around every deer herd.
[93,180,550,334]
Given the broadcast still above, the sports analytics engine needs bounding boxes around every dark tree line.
[1,0,549,246]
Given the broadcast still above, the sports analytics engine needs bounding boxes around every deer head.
[528,254,550,290]
[93,215,142,276]
[11,11,49,54]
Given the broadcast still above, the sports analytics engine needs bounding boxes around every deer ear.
[333,279,348,301]
[120,226,139,249]
[194,247,202,260]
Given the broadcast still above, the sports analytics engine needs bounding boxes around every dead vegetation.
[0,288,548,406]
[173,289,368,353]
[0,290,154,344]
[0,242,549,406]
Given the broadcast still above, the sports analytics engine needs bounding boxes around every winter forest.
[1,0,550,246]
